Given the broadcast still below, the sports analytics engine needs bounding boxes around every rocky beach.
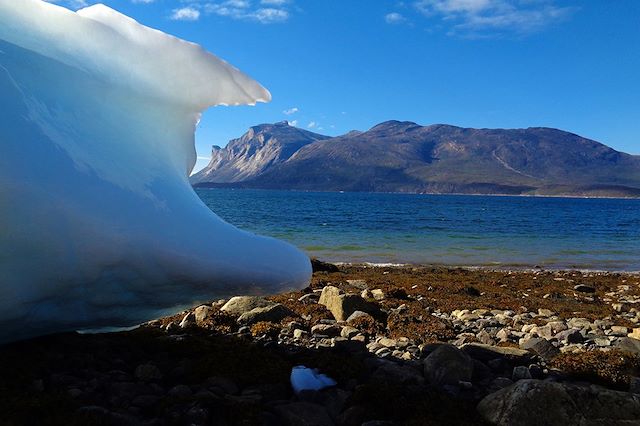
[2,261,640,425]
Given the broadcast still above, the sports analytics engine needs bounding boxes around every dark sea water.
[195,189,640,271]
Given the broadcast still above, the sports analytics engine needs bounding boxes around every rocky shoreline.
[2,262,640,425]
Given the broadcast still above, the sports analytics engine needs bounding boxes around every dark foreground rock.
[478,379,640,426]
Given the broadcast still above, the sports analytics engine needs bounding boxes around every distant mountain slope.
[191,121,640,197]
[190,121,329,184]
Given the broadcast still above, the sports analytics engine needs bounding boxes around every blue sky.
[53,0,640,172]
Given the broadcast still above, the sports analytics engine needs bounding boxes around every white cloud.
[204,1,291,23]
[283,107,299,115]
[171,7,201,21]
[45,0,88,9]
[261,0,289,5]
[132,0,156,4]
[385,12,406,24]
[252,8,289,23]
[307,121,317,129]
[288,120,298,127]
[414,0,575,36]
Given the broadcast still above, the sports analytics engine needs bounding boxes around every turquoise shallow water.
[195,189,640,271]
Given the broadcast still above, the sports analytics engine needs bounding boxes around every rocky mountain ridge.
[191,121,640,197]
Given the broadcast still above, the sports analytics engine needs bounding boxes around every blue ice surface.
[290,365,337,394]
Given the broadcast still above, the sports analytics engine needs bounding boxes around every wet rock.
[423,344,474,386]
[221,296,273,316]
[237,304,293,325]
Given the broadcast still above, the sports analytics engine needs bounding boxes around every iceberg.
[0,0,311,343]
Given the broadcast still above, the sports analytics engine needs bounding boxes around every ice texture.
[290,366,337,394]
[0,0,311,343]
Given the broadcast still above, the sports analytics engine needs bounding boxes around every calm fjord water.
[196,189,640,271]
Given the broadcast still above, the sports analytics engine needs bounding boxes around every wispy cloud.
[261,0,289,5]
[283,107,299,115]
[203,0,291,24]
[307,121,317,129]
[385,12,406,24]
[45,0,88,9]
[288,120,298,127]
[132,0,156,4]
[171,7,201,21]
[414,0,576,36]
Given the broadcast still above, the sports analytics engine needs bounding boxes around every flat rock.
[220,296,273,316]
[237,304,293,325]
[461,343,530,363]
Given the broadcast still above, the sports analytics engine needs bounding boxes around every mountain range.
[190,121,640,197]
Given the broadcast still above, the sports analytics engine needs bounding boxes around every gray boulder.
[319,286,377,321]
[478,379,640,426]
[423,344,474,386]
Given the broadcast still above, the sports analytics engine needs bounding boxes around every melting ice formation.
[290,366,337,394]
[0,0,311,343]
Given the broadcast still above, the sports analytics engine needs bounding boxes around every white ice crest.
[0,0,311,343]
